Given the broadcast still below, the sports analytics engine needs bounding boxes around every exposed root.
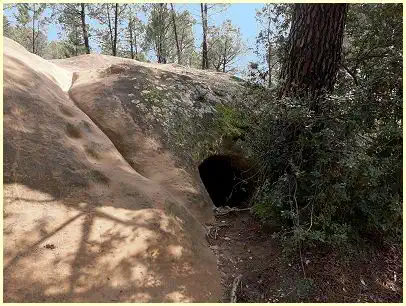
[230,274,243,303]
[214,206,251,216]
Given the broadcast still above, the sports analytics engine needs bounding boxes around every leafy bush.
[243,88,402,249]
[239,3,402,251]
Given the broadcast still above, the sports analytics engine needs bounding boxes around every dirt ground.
[207,210,403,303]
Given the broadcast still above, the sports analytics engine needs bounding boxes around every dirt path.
[207,210,402,303]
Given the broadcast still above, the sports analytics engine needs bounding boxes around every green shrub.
[243,89,402,250]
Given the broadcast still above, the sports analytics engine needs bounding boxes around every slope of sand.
[3,37,221,302]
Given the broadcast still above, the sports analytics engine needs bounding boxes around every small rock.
[305,259,310,265]
[361,279,366,286]
[224,237,231,241]
[45,244,55,250]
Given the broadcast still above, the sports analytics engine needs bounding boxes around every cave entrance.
[198,154,254,207]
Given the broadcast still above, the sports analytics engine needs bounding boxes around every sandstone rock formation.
[3,37,244,302]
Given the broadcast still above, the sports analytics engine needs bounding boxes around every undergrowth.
[238,84,402,254]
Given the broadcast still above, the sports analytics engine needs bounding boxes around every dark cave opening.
[198,154,254,208]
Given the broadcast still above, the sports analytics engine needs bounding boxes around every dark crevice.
[198,154,255,207]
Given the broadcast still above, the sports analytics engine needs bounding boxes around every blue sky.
[5,4,264,71]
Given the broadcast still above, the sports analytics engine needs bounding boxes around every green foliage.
[244,4,402,251]
[4,14,11,37]
[118,4,146,60]
[296,278,314,297]
[249,4,292,87]
[247,90,402,248]
[54,4,89,57]
[144,3,172,62]
[6,3,49,55]
[169,8,196,65]
[213,104,248,140]
[207,20,245,73]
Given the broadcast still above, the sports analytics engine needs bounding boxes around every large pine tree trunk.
[201,3,208,69]
[80,3,90,54]
[279,4,347,103]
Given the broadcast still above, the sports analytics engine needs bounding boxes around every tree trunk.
[107,6,114,54]
[279,4,347,104]
[266,15,272,88]
[74,26,78,56]
[267,44,272,88]
[113,3,118,56]
[32,4,36,53]
[170,3,181,64]
[129,19,134,59]
[201,3,208,69]
[134,32,138,56]
[222,39,227,72]
[80,3,90,54]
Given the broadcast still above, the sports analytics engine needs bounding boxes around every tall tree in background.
[254,4,292,87]
[125,4,145,60]
[56,4,91,56]
[200,3,208,69]
[4,15,11,37]
[145,3,171,63]
[14,3,48,54]
[279,4,347,103]
[208,20,245,72]
[80,4,90,54]
[169,10,196,65]
[113,3,119,56]
[170,3,181,64]
[90,3,126,56]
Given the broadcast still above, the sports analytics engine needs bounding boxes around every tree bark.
[106,6,114,54]
[32,4,36,53]
[266,12,272,88]
[129,19,134,59]
[267,43,272,88]
[279,4,347,103]
[170,3,181,64]
[134,32,138,56]
[222,39,227,72]
[80,3,90,54]
[113,3,118,56]
[201,3,209,69]
[74,26,78,56]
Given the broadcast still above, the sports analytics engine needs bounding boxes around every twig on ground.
[206,223,231,239]
[230,274,243,303]
[214,206,251,216]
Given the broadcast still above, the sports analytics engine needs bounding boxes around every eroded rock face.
[3,37,243,302]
